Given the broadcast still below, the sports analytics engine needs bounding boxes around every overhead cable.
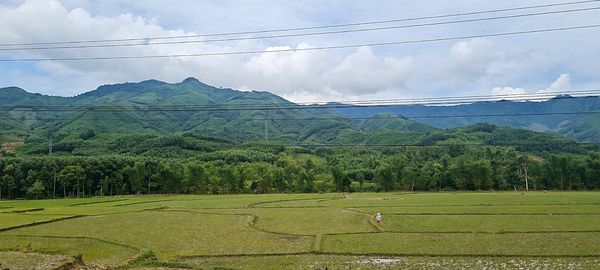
[2,6,599,51]
[1,0,597,47]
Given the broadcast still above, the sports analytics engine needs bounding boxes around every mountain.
[332,96,600,143]
[0,78,585,155]
[2,78,395,146]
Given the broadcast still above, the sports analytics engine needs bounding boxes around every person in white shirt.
[375,212,382,224]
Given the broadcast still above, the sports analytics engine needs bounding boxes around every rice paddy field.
[0,192,599,269]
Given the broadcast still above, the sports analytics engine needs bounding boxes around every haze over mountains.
[1,77,598,154]
[333,94,600,143]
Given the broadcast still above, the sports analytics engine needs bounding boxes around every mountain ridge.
[333,95,600,143]
[0,78,591,152]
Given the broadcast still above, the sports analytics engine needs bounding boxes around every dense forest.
[1,136,599,199]
[2,79,600,199]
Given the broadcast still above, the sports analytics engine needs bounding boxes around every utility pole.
[264,119,267,141]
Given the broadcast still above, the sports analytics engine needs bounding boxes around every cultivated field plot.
[0,192,599,269]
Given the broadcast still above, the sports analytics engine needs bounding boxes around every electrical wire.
[40,142,600,150]
[1,0,597,47]
[2,6,599,51]
[1,24,599,62]
[9,89,600,108]
[3,90,599,111]
[7,111,600,122]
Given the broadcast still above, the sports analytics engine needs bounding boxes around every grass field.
[0,192,599,269]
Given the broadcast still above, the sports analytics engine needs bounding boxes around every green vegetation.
[6,211,313,259]
[2,78,598,147]
[2,78,600,269]
[0,235,137,265]
[235,207,376,235]
[335,95,600,143]
[2,78,599,200]
[0,78,352,144]
[0,213,71,230]
[379,214,600,232]
[1,145,600,200]
[352,204,600,214]
[321,232,600,256]
[0,192,599,268]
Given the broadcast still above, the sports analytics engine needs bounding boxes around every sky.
[1,0,599,102]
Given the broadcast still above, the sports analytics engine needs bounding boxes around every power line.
[3,90,600,111]
[12,89,600,108]
[3,84,594,109]
[4,95,599,112]
[42,142,600,149]
[1,0,597,47]
[8,111,600,122]
[247,143,599,147]
[3,6,599,51]
[2,24,598,62]
[297,90,600,106]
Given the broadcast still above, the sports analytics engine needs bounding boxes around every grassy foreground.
[0,192,599,269]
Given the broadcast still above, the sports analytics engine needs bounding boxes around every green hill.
[0,78,585,155]
[333,95,600,143]
[0,78,353,144]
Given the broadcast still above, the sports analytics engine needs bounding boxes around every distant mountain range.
[0,77,595,154]
[332,94,600,143]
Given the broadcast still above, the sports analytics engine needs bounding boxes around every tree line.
[1,146,599,199]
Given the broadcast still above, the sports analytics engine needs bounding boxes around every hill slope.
[3,78,391,145]
[0,78,585,154]
[332,95,600,143]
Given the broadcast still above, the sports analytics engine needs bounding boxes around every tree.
[0,175,6,200]
[220,166,237,193]
[517,156,530,191]
[401,165,417,191]
[331,165,349,192]
[1,164,15,199]
[301,168,315,193]
[376,163,395,191]
[133,162,147,194]
[255,163,274,193]
[58,165,85,198]
[26,181,45,199]
[416,163,435,191]
[156,164,182,193]
[79,129,96,140]
[99,176,109,196]
[185,162,207,194]
[584,153,600,189]
[474,160,493,190]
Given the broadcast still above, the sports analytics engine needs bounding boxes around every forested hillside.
[1,79,599,199]
[0,78,353,144]
[3,78,600,145]
[333,95,600,143]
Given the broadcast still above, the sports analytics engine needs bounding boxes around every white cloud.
[536,74,571,94]
[447,38,498,81]
[236,45,414,102]
[324,46,413,96]
[239,43,328,98]
[490,74,573,100]
[0,0,212,94]
[0,1,416,101]
[491,86,527,96]
[1,0,600,101]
